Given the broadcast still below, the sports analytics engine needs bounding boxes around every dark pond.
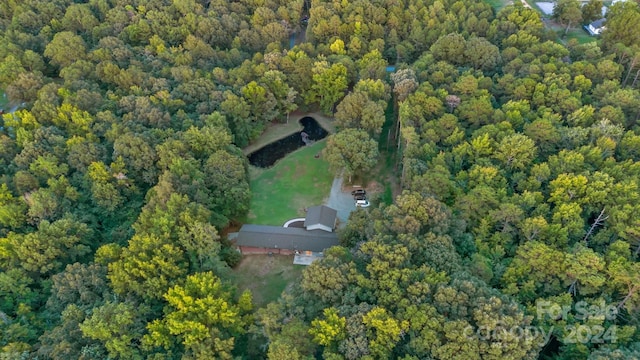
[248,116,328,168]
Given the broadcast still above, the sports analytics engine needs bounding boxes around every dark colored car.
[351,189,366,196]
[354,194,367,201]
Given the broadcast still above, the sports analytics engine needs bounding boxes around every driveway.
[325,177,354,227]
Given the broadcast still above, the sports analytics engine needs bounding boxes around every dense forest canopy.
[1,0,640,359]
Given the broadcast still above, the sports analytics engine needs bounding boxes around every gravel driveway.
[325,177,354,227]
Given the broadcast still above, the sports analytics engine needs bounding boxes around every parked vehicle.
[351,189,366,196]
[354,194,367,201]
[355,199,370,208]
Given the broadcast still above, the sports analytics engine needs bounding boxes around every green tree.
[0,183,27,230]
[502,241,567,301]
[605,241,640,312]
[220,92,252,147]
[602,1,640,49]
[323,129,379,180]
[430,33,466,66]
[61,3,99,32]
[143,272,252,359]
[87,162,124,212]
[3,218,91,275]
[107,233,188,300]
[493,133,537,171]
[356,49,388,80]
[43,31,87,68]
[260,70,298,122]
[307,60,348,114]
[112,134,157,185]
[582,0,603,25]
[553,0,583,35]
[362,307,409,358]
[242,80,278,128]
[46,262,108,313]
[464,37,501,72]
[80,301,145,359]
[309,308,347,348]
[203,150,250,224]
[38,304,107,360]
[335,91,386,135]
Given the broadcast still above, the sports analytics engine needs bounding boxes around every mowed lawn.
[230,255,305,307]
[248,140,334,225]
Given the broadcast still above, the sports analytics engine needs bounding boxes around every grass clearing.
[485,0,513,11]
[527,2,598,45]
[247,140,334,225]
[545,21,598,44]
[375,100,402,203]
[564,27,598,44]
[230,255,305,307]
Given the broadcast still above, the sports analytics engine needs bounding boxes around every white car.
[355,199,370,208]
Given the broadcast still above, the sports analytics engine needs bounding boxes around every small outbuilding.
[585,18,606,36]
[304,205,338,232]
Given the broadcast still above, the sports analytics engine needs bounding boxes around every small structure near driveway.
[585,18,606,36]
[232,206,339,263]
[304,205,337,232]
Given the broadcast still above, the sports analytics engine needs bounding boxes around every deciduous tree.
[323,129,379,180]
[143,272,252,359]
[307,60,348,114]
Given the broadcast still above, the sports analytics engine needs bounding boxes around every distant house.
[585,18,606,36]
[304,205,337,232]
[231,205,340,258]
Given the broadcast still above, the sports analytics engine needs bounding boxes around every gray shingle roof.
[234,224,339,252]
[590,18,606,28]
[304,205,337,229]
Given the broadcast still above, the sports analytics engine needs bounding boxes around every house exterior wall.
[589,25,602,34]
[306,223,333,232]
[238,246,295,255]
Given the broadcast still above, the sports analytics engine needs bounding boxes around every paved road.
[325,177,354,227]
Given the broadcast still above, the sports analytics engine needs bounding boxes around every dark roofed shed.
[304,205,337,232]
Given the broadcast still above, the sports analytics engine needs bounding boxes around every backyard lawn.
[230,255,305,307]
[552,24,598,44]
[247,140,334,225]
[485,0,512,11]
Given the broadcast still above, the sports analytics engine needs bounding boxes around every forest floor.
[230,254,305,307]
[247,140,334,225]
[243,111,336,155]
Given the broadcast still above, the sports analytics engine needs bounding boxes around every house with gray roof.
[231,206,340,260]
[233,224,339,254]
